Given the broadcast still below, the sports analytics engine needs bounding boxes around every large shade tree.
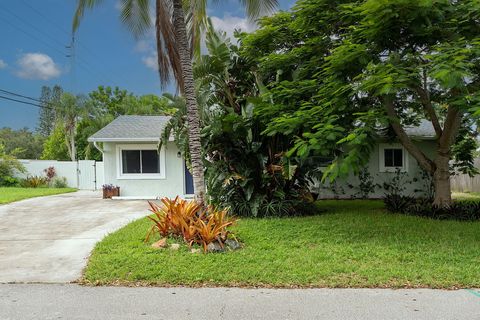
[73,0,278,204]
[242,0,480,207]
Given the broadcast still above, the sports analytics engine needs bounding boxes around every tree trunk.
[432,154,452,207]
[70,132,76,162]
[172,0,206,204]
[65,129,76,162]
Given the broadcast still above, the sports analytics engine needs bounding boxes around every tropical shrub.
[386,197,480,221]
[52,177,68,188]
[383,194,416,213]
[382,169,480,220]
[0,142,25,186]
[43,166,56,183]
[163,22,320,217]
[21,176,48,188]
[204,111,320,217]
[146,197,237,252]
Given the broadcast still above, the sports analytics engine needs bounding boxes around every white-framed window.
[116,144,166,179]
[378,143,408,172]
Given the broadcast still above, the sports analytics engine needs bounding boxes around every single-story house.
[88,115,193,199]
[89,115,436,199]
[316,120,437,199]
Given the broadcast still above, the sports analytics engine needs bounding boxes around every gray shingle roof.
[404,120,436,139]
[88,115,171,142]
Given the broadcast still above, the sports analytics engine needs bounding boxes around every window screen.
[384,148,403,167]
[121,149,160,174]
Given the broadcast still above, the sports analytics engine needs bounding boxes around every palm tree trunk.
[172,0,206,204]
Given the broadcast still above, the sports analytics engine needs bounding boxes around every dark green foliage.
[0,142,25,187]
[385,197,480,222]
[451,121,479,177]
[407,201,480,221]
[241,0,480,206]
[383,195,416,214]
[37,85,62,137]
[204,111,319,217]
[0,127,44,159]
[163,20,319,217]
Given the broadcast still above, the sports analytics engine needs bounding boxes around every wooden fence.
[451,158,480,193]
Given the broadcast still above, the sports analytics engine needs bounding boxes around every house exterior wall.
[102,141,187,198]
[314,140,437,199]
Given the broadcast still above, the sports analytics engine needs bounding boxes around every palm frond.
[72,0,106,32]
[155,0,182,90]
[120,0,152,38]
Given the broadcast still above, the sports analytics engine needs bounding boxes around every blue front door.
[184,162,194,195]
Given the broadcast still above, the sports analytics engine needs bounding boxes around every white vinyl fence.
[451,158,480,193]
[17,159,104,190]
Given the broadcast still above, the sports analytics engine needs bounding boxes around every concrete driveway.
[0,191,149,283]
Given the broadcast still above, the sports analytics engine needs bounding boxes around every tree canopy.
[241,0,480,206]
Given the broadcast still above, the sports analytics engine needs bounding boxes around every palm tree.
[73,0,278,204]
[55,93,87,161]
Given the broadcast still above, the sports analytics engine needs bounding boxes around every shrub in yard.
[146,196,237,252]
[0,142,25,187]
[52,177,68,188]
[407,201,480,221]
[384,196,480,221]
[381,169,479,221]
[383,194,415,213]
[21,175,48,188]
[43,166,56,183]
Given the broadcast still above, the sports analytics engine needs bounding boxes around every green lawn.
[83,200,480,288]
[452,192,480,201]
[0,187,77,204]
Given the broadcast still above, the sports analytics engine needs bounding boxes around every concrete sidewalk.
[0,284,479,320]
[0,191,148,283]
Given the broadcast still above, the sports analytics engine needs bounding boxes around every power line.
[0,89,57,110]
[0,95,53,110]
[18,0,134,86]
[0,89,43,104]
[0,6,114,86]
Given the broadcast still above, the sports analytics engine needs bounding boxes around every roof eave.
[87,136,175,143]
[87,137,160,143]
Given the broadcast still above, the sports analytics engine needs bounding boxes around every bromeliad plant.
[145,196,237,252]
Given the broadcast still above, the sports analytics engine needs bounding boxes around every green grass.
[0,187,77,204]
[83,200,480,288]
[452,192,480,201]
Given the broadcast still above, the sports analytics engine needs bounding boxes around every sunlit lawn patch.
[0,187,77,204]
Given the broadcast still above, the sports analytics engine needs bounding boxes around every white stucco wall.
[314,140,437,199]
[102,141,187,198]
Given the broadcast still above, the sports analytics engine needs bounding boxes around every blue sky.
[0,0,295,130]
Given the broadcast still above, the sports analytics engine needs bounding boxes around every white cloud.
[16,53,61,80]
[0,59,6,69]
[114,0,122,11]
[135,39,152,53]
[210,15,258,40]
[142,54,158,71]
